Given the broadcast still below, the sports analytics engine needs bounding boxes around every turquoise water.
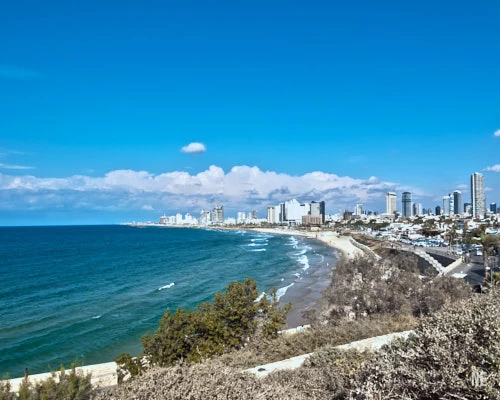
[0,225,337,377]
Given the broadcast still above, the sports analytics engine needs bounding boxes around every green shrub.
[0,380,16,400]
[17,367,93,400]
[353,291,500,399]
[134,278,290,370]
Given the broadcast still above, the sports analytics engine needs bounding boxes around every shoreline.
[4,227,366,387]
[246,228,364,328]
[246,227,364,260]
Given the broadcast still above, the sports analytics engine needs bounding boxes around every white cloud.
[456,184,468,190]
[0,162,34,170]
[494,130,500,137]
[181,142,206,155]
[484,164,500,172]
[0,165,412,214]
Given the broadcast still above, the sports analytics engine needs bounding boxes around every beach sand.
[249,228,364,327]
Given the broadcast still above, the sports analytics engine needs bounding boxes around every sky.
[1,0,500,225]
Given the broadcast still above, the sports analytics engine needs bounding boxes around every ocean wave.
[297,255,310,271]
[294,248,307,256]
[255,291,266,302]
[158,282,175,291]
[250,248,266,252]
[91,315,102,320]
[248,242,268,247]
[276,282,294,300]
[286,236,299,248]
[250,236,271,241]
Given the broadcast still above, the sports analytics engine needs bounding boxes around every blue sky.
[1,0,499,225]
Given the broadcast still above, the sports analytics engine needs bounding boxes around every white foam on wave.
[286,236,299,248]
[92,315,102,320]
[276,282,294,300]
[250,248,266,252]
[248,242,268,247]
[293,272,301,278]
[158,282,175,291]
[297,254,310,271]
[294,248,307,256]
[251,237,269,242]
[255,291,266,302]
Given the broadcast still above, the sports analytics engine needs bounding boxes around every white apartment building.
[471,172,485,218]
[386,192,397,215]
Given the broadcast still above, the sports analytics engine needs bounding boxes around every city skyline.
[1,1,500,226]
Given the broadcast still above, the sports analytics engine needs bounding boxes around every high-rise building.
[490,203,497,214]
[464,203,472,215]
[413,203,422,216]
[442,195,450,215]
[471,172,485,218]
[310,201,326,223]
[211,204,224,224]
[386,192,397,215]
[402,192,412,217]
[435,206,441,216]
[354,204,364,216]
[267,206,276,223]
[453,191,462,215]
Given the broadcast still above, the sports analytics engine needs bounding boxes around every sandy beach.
[246,228,365,328]
[248,228,364,260]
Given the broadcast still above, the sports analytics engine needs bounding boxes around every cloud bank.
[494,130,500,137]
[484,165,500,172]
[0,165,408,216]
[181,142,206,154]
[0,162,34,170]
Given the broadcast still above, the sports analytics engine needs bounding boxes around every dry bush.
[218,313,417,370]
[258,347,372,400]
[353,291,500,399]
[324,253,470,323]
[94,361,306,400]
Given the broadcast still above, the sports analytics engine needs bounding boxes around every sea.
[0,225,338,377]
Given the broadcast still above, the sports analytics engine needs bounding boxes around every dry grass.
[217,313,417,369]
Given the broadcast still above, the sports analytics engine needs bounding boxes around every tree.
[138,278,290,368]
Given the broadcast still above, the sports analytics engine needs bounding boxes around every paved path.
[245,330,412,377]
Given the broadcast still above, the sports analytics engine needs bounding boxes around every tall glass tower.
[402,192,412,218]
[453,190,462,215]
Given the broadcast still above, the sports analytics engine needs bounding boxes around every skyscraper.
[402,192,412,217]
[490,203,497,214]
[442,195,450,216]
[471,172,485,218]
[453,190,462,215]
[413,203,422,216]
[386,192,397,215]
